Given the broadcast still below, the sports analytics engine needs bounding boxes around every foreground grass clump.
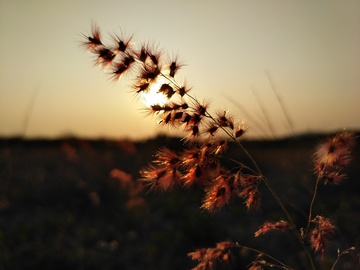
[80,24,360,269]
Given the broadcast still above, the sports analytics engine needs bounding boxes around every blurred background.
[1,1,359,269]
[1,0,360,140]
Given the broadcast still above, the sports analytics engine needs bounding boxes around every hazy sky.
[1,0,359,140]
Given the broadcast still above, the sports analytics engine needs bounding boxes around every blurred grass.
[0,134,359,269]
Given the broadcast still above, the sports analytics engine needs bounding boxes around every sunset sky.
[1,0,359,140]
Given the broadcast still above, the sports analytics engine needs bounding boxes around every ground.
[0,133,359,269]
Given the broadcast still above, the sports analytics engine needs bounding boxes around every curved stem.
[260,177,316,269]
[330,247,355,270]
[230,138,317,269]
[221,156,259,176]
[132,56,317,269]
[234,242,295,270]
[304,176,321,238]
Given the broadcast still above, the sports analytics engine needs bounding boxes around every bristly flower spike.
[205,124,219,137]
[140,42,163,67]
[111,55,135,81]
[96,47,116,67]
[314,131,356,183]
[254,220,290,237]
[140,164,181,192]
[158,84,175,99]
[168,53,185,77]
[154,147,181,168]
[201,173,234,212]
[134,44,148,62]
[216,110,234,130]
[310,215,336,259]
[177,81,192,97]
[82,22,103,51]
[111,31,133,53]
[139,65,161,83]
[235,122,248,138]
[195,100,210,116]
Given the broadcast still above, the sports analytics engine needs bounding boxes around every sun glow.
[140,78,169,107]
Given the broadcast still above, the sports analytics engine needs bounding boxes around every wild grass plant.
[81,24,358,270]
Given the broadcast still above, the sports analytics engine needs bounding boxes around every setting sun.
[140,78,170,107]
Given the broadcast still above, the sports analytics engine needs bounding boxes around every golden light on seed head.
[140,78,169,107]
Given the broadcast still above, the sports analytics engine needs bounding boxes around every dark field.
[0,134,359,270]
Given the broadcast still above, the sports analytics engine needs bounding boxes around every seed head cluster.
[82,24,358,270]
[309,215,336,259]
[139,142,261,212]
[187,241,235,270]
[81,23,247,141]
[314,131,355,184]
[82,24,254,212]
[254,220,290,237]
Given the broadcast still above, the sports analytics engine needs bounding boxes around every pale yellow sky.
[1,0,359,140]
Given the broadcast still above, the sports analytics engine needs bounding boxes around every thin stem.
[331,253,341,270]
[121,42,317,269]
[234,242,295,270]
[201,102,316,269]
[265,71,294,137]
[330,247,355,270]
[261,177,316,270]
[221,155,259,176]
[224,133,316,269]
[161,64,318,270]
[304,176,321,238]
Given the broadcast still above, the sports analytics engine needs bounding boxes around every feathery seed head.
[123,55,136,66]
[201,174,234,212]
[195,101,210,116]
[205,124,219,137]
[158,84,175,99]
[254,220,290,237]
[111,32,133,53]
[173,111,184,121]
[216,111,234,130]
[237,173,261,210]
[145,44,163,66]
[314,131,355,181]
[139,65,161,82]
[134,45,148,62]
[154,147,180,168]
[140,165,180,192]
[240,185,261,210]
[191,113,202,126]
[178,82,192,96]
[148,104,163,114]
[191,125,200,137]
[182,113,192,124]
[213,140,227,155]
[182,165,204,187]
[310,215,336,259]
[134,81,150,94]
[248,262,264,270]
[188,242,234,270]
[235,123,248,138]
[82,23,103,51]
[96,47,116,67]
[160,112,172,125]
[312,215,336,235]
[111,62,129,80]
[323,171,347,185]
[182,148,201,166]
[111,56,135,80]
[167,53,185,77]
